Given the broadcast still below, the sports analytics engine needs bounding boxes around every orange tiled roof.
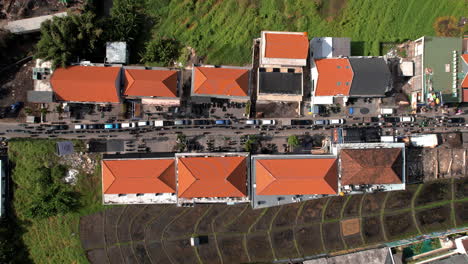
[177,156,247,198]
[264,32,309,59]
[51,66,120,103]
[102,159,176,194]
[193,67,249,97]
[315,58,353,96]
[123,69,178,97]
[340,148,403,185]
[462,55,468,88]
[255,158,338,195]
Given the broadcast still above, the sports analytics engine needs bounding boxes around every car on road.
[154,120,164,127]
[137,121,150,127]
[447,117,465,123]
[314,120,329,125]
[104,123,120,129]
[291,120,312,125]
[400,116,415,122]
[194,120,211,125]
[74,124,86,129]
[383,117,400,123]
[245,120,261,125]
[121,122,137,128]
[215,120,231,125]
[51,125,69,130]
[86,124,104,129]
[261,120,276,125]
[330,119,345,124]
[174,120,191,125]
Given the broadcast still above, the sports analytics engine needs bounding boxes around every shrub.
[140,38,181,66]
[108,0,144,43]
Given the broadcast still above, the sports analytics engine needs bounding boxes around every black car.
[447,117,465,123]
[51,125,69,130]
[194,120,212,125]
[291,120,313,126]
[383,117,400,123]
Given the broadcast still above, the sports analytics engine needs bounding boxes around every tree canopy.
[287,135,300,149]
[140,38,180,66]
[35,12,103,68]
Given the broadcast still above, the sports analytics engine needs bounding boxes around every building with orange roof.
[175,153,250,204]
[461,53,468,102]
[338,143,406,194]
[260,31,309,67]
[122,67,181,105]
[251,154,338,208]
[102,157,177,204]
[191,65,251,100]
[50,65,121,103]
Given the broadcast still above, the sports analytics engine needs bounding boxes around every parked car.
[51,124,69,130]
[447,117,465,123]
[174,120,191,125]
[245,120,260,125]
[121,122,135,128]
[86,124,104,129]
[137,121,150,127]
[104,123,120,129]
[314,120,329,125]
[380,108,394,115]
[330,119,345,124]
[74,124,86,129]
[215,120,231,125]
[291,120,312,125]
[194,120,211,125]
[400,116,415,122]
[383,117,400,123]
[261,120,276,125]
[10,102,23,113]
[154,120,164,127]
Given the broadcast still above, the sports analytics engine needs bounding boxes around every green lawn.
[8,140,105,263]
[142,0,466,65]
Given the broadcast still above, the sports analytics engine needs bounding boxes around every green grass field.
[8,140,105,263]
[142,0,466,65]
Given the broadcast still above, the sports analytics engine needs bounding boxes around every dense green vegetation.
[142,0,466,64]
[7,140,105,263]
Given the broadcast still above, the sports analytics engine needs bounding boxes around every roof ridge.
[124,69,136,95]
[256,160,277,195]
[161,71,178,97]
[103,161,117,193]
[225,157,247,196]
[157,161,176,192]
[194,67,207,93]
[177,159,198,197]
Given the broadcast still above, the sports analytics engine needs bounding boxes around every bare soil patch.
[163,239,199,264]
[106,245,123,264]
[196,235,222,264]
[250,206,281,232]
[145,241,171,264]
[80,211,105,251]
[256,102,299,118]
[145,207,186,242]
[324,196,347,220]
[416,205,452,233]
[344,234,364,249]
[272,202,301,228]
[322,222,344,252]
[341,218,360,237]
[224,206,265,233]
[116,205,146,243]
[120,244,138,264]
[212,204,248,232]
[415,181,451,206]
[384,212,418,240]
[361,192,387,216]
[218,235,249,264]
[454,201,468,226]
[342,194,363,218]
[246,233,274,262]
[104,206,126,245]
[164,205,208,237]
[295,224,323,257]
[385,185,418,212]
[133,242,152,264]
[196,204,227,234]
[271,228,299,259]
[297,198,328,224]
[454,178,468,199]
[362,216,384,244]
[130,205,168,241]
[86,248,107,264]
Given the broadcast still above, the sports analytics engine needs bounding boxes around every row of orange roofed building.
[32,31,392,106]
[102,143,406,209]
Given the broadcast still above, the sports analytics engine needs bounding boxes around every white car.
[74,124,85,129]
[121,122,136,128]
[154,120,164,127]
[137,121,150,127]
[400,116,415,122]
[330,119,345,124]
[246,120,260,125]
[261,120,276,125]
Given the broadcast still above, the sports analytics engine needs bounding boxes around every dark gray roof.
[27,91,54,103]
[349,58,392,96]
[259,71,302,95]
[56,141,74,156]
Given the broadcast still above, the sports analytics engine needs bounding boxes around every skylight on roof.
[337,82,341,86]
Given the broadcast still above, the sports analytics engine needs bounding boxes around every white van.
[154,120,164,127]
[380,108,394,115]
[400,116,415,122]
[330,119,345,124]
[138,121,150,127]
[121,122,136,128]
[261,120,276,125]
